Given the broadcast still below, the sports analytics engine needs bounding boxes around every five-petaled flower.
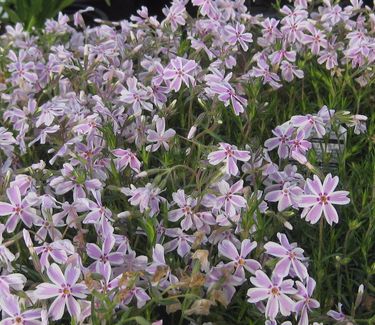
[247,270,296,320]
[264,233,308,280]
[208,143,250,176]
[225,22,253,51]
[146,117,176,152]
[163,57,198,92]
[219,239,261,279]
[0,186,38,233]
[299,174,350,225]
[34,263,87,320]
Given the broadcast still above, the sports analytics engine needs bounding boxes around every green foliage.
[0,0,74,30]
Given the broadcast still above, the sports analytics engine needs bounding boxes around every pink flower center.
[279,135,287,143]
[13,205,22,214]
[318,193,329,205]
[15,316,23,324]
[225,148,233,157]
[182,205,191,214]
[61,286,71,296]
[100,254,108,263]
[271,287,280,296]
[237,257,245,266]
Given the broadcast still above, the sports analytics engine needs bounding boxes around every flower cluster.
[0,0,371,324]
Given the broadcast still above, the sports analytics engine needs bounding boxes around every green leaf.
[132,317,150,325]
[139,217,156,248]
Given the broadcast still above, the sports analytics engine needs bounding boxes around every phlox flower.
[264,233,308,280]
[208,143,250,176]
[247,270,296,320]
[146,244,178,288]
[120,77,153,115]
[120,285,151,308]
[321,2,349,25]
[168,190,215,232]
[264,125,295,159]
[146,116,176,152]
[96,263,121,295]
[122,183,165,217]
[206,264,244,306]
[225,22,253,51]
[250,59,282,89]
[112,148,141,173]
[0,186,38,233]
[280,16,306,43]
[347,114,367,134]
[34,264,88,321]
[164,228,195,257]
[301,25,328,55]
[86,234,124,271]
[49,163,102,200]
[162,2,186,31]
[280,61,304,82]
[0,127,16,154]
[295,277,320,325]
[33,208,65,243]
[7,49,37,85]
[260,18,283,43]
[0,294,42,325]
[83,191,112,224]
[209,80,248,115]
[327,302,346,322]
[265,182,303,212]
[288,130,312,155]
[215,180,247,217]
[269,47,296,65]
[0,273,27,295]
[299,174,350,225]
[218,239,261,279]
[35,240,74,271]
[318,47,338,70]
[163,57,198,92]
[121,247,148,273]
[290,114,326,138]
[192,0,219,19]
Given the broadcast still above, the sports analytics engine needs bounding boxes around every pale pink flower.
[163,57,198,92]
[208,143,250,176]
[146,117,176,152]
[225,23,253,51]
[299,174,350,225]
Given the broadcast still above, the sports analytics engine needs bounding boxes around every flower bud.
[354,284,364,310]
[187,126,197,139]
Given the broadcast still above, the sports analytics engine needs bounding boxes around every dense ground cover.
[0,0,374,324]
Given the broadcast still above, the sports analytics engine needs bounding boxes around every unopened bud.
[283,221,293,230]
[187,126,197,140]
[135,171,148,178]
[118,211,131,219]
[354,284,364,310]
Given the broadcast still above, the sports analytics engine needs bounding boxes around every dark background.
[68,0,374,22]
